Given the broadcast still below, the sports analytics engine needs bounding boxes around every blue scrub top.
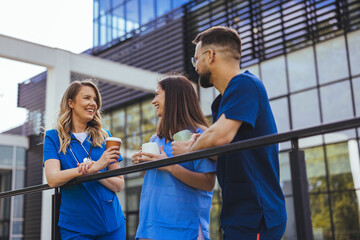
[212,70,287,229]
[135,128,217,240]
[43,129,125,235]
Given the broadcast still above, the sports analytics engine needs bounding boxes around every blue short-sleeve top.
[212,70,287,229]
[135,127,217,240]
[43,129,124,235]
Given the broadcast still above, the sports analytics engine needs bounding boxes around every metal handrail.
[1,116,359,199]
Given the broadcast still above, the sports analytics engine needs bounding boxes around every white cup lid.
[106,137,122,142]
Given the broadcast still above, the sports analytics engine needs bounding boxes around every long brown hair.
[56,80,108,153]
[156,75,208,141]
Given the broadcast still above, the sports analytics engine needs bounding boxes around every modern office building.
[2,0,360,239]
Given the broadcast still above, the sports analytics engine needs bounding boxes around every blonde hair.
[56,80,108,153]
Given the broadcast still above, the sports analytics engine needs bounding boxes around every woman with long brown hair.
[132,75,216,240]
[43,80,125,240]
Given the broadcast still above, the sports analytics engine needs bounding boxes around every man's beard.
[198,71,213,88]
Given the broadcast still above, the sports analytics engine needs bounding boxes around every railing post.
[289,138,313,240]
[51,187,61,240]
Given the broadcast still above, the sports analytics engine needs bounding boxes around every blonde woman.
[43,80,126,240]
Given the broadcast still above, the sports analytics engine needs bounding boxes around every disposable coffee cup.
[106,137,122,149]
[141,142,160,155]
[173,130,192,141]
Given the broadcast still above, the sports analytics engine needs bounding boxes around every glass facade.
[93,0,191,48]
[245,32,360,135]
[0,143,26,240]
[279,138,360,239]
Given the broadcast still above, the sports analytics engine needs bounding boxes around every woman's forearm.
[169,165,216,192]
[45,166,83,188]
[97,162,124,192]
[98,176,124,192]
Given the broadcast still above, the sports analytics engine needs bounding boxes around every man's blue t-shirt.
[212,70,287,229]
[43,129,125,235]
[135,128,217,240]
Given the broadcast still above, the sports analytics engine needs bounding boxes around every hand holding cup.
[132,148,143,165]
[172,132,200,156]
[89,137,121,172]
[141,142,160,159]
[140,145,172,172]
[132,143,161,165]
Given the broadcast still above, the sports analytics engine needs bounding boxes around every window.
[157,0,171,16]
[330,191,360,238]
[310,193,333,239]
[112,5,125,38]
[316,36,349,84]
[326,142,354,191]
[126,104,140,136]
[112,109,126,139]
[287,47,317,92]
[0,146,13,167]
[15,170,24,190]
[125,0,139,32]
[260,56,288,98]
[320,81,354,123]
[16,148,25,167]
[173,0,190,8]
[353,77,360,117]
[270,97,290,132]
[141,99,157,133]
[140,0,155,25]
[99,0,111,16]
[102,113,111,130]
[305,145,327,193]
[13,196,24,219]
[347,31,360,76]
[290,89,321,129]
[279,152,292,195]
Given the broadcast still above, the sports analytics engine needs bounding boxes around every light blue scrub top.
[135,128,217,240]
[43,129,125,235]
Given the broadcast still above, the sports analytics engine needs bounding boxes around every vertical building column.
[41,49,71,240]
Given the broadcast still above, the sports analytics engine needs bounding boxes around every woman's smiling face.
[68,85,98,123]
[152,85,165,117]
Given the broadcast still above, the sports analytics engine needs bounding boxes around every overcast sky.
[0,0,93,132]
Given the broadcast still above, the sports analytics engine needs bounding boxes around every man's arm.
[172,114,242,157]
[191,113,242,151]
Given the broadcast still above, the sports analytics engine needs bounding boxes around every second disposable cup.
[142,142,160,155]
[173,130,192,141]
[106,137,122,149]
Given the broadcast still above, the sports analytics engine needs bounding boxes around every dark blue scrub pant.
[60,224,126,240]
[223,217,286,240]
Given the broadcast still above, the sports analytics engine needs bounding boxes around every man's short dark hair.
[192,26,242,61]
